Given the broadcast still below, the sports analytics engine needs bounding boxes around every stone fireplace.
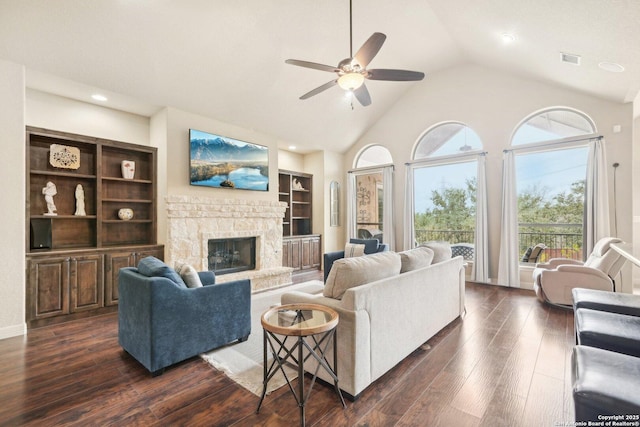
[165,196,292,291]
[208,237,256,274]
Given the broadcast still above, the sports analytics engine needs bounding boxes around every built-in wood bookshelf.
[25,127,163,328]
[279,169,320,272]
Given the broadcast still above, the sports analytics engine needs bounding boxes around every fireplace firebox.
[208,237,256,275]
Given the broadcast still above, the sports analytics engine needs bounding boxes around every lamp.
[338,72,365,90]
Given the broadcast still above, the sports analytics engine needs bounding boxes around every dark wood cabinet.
[283,235,321,272]
[25,127,163,328]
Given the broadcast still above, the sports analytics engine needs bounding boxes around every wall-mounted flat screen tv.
[189,129,269,191]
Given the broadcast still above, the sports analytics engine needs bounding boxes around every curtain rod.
[348,163,394,174]
[405,151,487,167]
[503,135,602,154]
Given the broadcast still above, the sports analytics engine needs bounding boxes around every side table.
[256,303,346,426]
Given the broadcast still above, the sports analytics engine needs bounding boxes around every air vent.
[561,52,581,65]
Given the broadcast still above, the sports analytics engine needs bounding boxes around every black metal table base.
[256,326,345,426]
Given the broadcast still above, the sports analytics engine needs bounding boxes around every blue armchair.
[118,259,251,375]
[323,238,389,282]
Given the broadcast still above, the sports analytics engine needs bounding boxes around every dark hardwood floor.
[0,273,575,426]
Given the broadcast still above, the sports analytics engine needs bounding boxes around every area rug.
[201,280,324,396]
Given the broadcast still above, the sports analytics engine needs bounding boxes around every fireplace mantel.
[165,196,292,291]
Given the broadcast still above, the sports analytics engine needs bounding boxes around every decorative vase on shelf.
[118,208,134,221]
[121,160,135,179]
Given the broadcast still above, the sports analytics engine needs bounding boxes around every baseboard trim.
[0,322,27,340]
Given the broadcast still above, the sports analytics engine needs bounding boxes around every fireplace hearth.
[165,196,292,291]
[208,237,256,275]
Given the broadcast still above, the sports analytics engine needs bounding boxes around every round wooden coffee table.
[256,303,345,426]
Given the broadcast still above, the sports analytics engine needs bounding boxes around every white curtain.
[498,150,520,287]
[346,172,357,240]
[404,164,415,250]
[382,165,395,251]
[473,154,489,282]
[584,138,610,255]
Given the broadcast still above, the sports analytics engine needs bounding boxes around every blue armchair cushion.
[137,256,186,288]
[349,238,379,254]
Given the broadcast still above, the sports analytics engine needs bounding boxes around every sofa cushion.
[420,241,452,264]
[344,243,365,258]
[323,251,401,299]
[399,247,434,273]
[137,256,186,288]
[350,238,379,254]
[174,262,204,288]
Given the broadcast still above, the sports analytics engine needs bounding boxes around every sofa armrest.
[323,250,345,282]
[537,258,584,269]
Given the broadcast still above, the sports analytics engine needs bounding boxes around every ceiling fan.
[285,0,425,107]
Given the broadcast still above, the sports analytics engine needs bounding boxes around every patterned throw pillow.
[174,262,204,288]
[344,243,365,258]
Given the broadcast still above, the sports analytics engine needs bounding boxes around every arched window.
[407,122,488,282]
[511,108,596,264]
[354,144,393,168]
[348,145,394,249]
[512,108,595,146]
[414,122,482,159]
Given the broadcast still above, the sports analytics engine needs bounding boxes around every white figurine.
[42,181,58,216]
[292,178,304,190]
[74,184,86,216]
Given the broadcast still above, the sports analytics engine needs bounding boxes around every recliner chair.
[532,237,625,306]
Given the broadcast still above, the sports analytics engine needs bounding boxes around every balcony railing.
[415,223,583,262]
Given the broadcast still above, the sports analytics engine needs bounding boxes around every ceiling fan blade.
[285,59,340,73]
[353,32,386,68]
[300,80,338,100]
[367,69,425,81]
[353,83,371,107]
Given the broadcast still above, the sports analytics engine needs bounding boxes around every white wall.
[0,60,26,339]
[26,89,150,144]
[346,64,633,287]
[162,107,279,205]
[278,150,305,172]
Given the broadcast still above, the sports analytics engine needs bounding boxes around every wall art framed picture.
[189,129,269,191]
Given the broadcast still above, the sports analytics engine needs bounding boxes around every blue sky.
[414,126,589,213]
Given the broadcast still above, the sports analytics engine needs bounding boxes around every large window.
[512,108,596,262]
[412,123,482,247]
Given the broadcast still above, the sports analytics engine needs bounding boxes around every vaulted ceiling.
[1,0,638,153]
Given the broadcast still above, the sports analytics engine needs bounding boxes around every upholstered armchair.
[323,238,389,282]
[118,257,251,375]
[532,237,626,306]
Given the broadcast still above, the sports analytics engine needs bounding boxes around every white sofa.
[281,249,465,399]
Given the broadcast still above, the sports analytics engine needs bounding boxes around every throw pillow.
[349,238,379,254]
[344,243,365,258]
[419,241,452,264]
[399,247,434,273]
[324,251,401,300]
[137,256,186,287]
[174,262,204,288]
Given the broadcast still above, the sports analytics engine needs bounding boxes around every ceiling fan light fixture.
[338,72,365,90]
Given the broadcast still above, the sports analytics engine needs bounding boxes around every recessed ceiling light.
[288,145,296,150]
[598,61,625,73]
[91,94,108,102]
[501,33,516,43]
